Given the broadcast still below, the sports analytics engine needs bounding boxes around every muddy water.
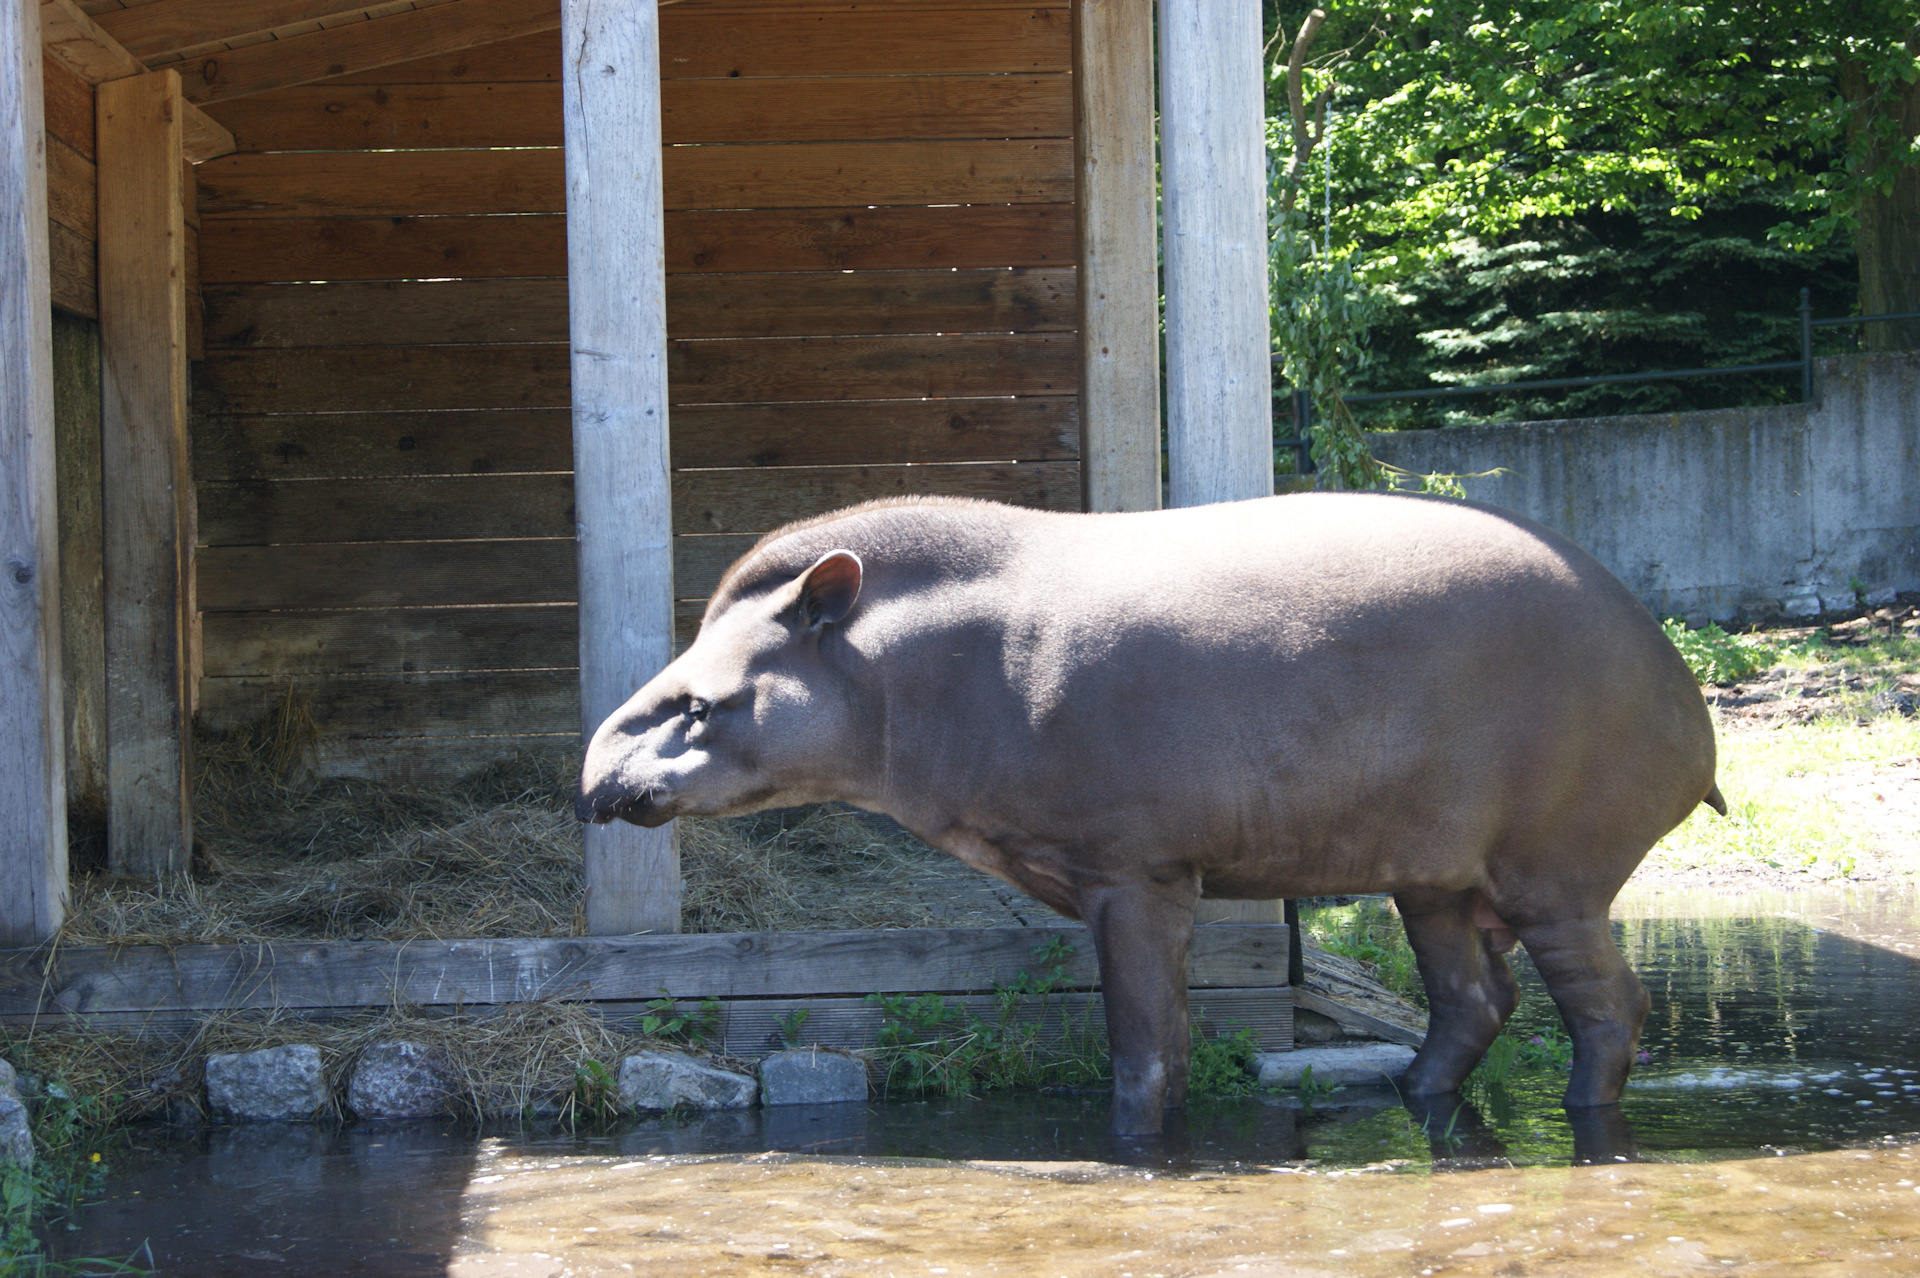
[52,889,1920,1276]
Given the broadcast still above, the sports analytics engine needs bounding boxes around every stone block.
[617,1051,757,1113]
[1253,1043,1416,1088]
[206,1044,328,1122]
[1781,593,1823,618]
[758,1049,868,1106]
[349,1041,455,1120]
[0,1060,18,1103]
[1865,585,1899,607]
[0,1097,30,1169]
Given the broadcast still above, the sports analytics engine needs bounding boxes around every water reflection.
[48,908,1920,1271]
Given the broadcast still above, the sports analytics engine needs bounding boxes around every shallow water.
[49,889,1920,1274]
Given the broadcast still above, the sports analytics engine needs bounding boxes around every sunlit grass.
[1649,716,1920,880]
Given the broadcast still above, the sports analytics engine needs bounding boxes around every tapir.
[577,493,1723,1135]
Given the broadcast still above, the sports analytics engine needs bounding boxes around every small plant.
[1661,619,1778,685]
[1291,1062,1331,1109]
[1188,1025,1260,1099]
[636,992,721,1047]
[1467,1026,1574,1098]
[567,1058,620,1127]
[776,1008,811,1048]
[0,1077,148,1276]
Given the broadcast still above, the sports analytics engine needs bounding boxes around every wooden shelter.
[0,0,1314,1047]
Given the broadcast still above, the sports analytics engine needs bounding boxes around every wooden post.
[1159,0,1283,927]
[0,0,70,944]
[1157,0,1272,509]
[564,0,679,935]
[1074,0,1160,513]
[97,70,192,879]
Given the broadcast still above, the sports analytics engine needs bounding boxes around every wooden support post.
[1,0,70,945]
[97,70,192,879]
[1157,0,1272,509]
[564,0,678,935]
[1074,0,1160,513]
[1159,0,1283,926]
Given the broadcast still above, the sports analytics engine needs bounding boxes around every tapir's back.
[726,492,1715,904]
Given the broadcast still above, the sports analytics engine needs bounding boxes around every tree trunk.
[1845,43,1920,350]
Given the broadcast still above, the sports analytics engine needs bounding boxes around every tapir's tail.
[1703,783,1728,816]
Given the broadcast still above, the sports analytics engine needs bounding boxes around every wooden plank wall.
[190,1,1081,779]
[43,52,95,317]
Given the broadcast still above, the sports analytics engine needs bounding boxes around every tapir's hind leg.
[1396,889,1520,1095]
[1512,916,1650,1107]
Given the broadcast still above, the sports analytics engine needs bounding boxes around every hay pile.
[3,1002,684,1125]
[58,705,1009,947]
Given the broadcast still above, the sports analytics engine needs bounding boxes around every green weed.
[0,1078,147,1277]
[636,992,722,1047]
[563,1058,621,1128]
[776,1009,811,1048]
[1662,620,1782,684]
[866,939,1264,1100]
[1188,1025,1261,1100]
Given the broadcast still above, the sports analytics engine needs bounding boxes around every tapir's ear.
[796,550,862,628]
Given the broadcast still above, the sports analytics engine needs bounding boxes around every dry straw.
[59,694,1012,948]
[32,698,1030,1121]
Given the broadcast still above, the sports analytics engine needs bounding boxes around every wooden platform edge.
[1292,986,1425,1048]
[0,925,1290,1018]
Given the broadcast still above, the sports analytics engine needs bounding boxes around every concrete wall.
[1368,352,1920,621]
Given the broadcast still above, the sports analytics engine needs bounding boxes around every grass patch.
[1649,716,1920,880]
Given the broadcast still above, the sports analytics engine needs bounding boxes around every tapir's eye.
[684,697,710,723]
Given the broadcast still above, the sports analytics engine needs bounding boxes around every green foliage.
[1662,619,1781,684]
[1286,1062,1334,1108]
[866,939,1110,1098]
[1264,0,1910,429]
[776,1008,811,1049]
[566,1058,620,1128]
[1470,1027,1574,1093]
[636,992,721,1047]
[1300,899,1423,1003]
[865,939,1265,1100]
[0,1079,146,1277]
[1188,1026,1262,1100]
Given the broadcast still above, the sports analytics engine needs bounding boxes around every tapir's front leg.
[1081,878,1199,1136]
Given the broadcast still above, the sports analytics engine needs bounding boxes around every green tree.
[1264,1,1920,435]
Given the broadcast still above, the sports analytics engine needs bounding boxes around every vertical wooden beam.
[1157,0,1272,509]
[0,0,70,944]
[564,0,678,935]
[97,69,192,879]
[1074,0,1160,513]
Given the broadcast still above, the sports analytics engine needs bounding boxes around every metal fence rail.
[1273,289,1920,476]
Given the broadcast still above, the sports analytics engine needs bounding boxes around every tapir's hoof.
[1564,1104,1639,1164]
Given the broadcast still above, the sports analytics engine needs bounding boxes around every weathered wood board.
[199,205,1075,285]
[187,4,1081,778]
[191,398,1078,481]
[200,270,1074,347]
[0,925,1288,1018]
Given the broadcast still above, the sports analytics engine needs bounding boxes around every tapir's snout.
[574,777,667,827]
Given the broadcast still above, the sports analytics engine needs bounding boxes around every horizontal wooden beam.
[176,0,561,104]
[93,0,403,62]
[37,0,235,159]
[1293,987,1424,1048]
[0,925,1290,1016]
